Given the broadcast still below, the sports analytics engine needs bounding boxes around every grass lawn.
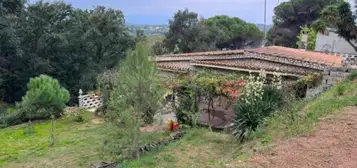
[121,128,237,168]
[0,111,167,168]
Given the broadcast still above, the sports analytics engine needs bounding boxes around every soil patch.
[239,106,357,168]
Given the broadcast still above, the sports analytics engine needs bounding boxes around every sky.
[30,0,289,25]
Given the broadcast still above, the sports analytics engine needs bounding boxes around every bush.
[336,83,346,96]
[174,86,200,126]
[347,71,357,81]
[7,75,70,126]
[232,86,284,142]
[73,114,84,123]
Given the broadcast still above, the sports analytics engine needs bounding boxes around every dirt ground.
[242,106,357,168]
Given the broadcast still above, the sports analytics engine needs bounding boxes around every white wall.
[315,31,357,54]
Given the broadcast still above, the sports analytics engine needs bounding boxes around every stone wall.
[306,67,353,99]
[341,54,357,67]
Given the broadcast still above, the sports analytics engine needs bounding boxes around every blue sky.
[30,0,289,25]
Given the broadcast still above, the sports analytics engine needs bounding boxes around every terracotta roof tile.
[157,61,190,72]
[193,59,319,76]
[246,46,342,66]
[158,50,244,57]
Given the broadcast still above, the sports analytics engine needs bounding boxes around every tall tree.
[163,9,200,53]
[0,1,134,104]
[204,15,263,49]
[268,0,338,47]
[0,0,25,102]
[313,0,357,52]
[102,43,163,160]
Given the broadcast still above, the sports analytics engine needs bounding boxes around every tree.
[268,0,338,47]
[204,15,263,49]
[17,75,70,119]
[134,29,147,43]
[15,75,69,138]
[313,0,357,52]
[0,1,134,104]
[161,11,263,54]
[102,43,163,160]
[163,9,200,53]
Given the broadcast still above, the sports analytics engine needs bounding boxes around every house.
[156,46,344,128]
[156,46,342,80]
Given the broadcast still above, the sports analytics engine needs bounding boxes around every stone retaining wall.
[306,67,354,99]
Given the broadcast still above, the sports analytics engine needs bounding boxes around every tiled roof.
[155,46,343,75]
[158,50,244,57]
[246,46,342,66]
[193,59,317,76]
[157,61,190,72]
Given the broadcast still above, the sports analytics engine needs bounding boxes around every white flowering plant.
[232,70,285,142]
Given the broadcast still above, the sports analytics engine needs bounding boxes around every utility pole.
[263,0,267,47]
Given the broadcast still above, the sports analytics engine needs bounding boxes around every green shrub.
[347,71,357,81]
[6,75,70,126]
[336,83,346,96]
[174,86,200,126]
[73,114,84,123]
[232,86,284,142]
[68,111,86,123]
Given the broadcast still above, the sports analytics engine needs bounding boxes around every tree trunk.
[346,40,357,53]
[49,115,55,147]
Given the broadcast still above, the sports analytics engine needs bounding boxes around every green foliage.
[2,75,70,127]
[0,1,134,104]
[336,83,346,96]
[157,10,263,54]
[268,0,338,47]
[204,15,264,49]
[293,73,322,98]
[69,112,85,123]
[19,75,69,117]
[232,86,284,142]
[102,43,164,160]
[347,71,357,81]
[314,1,357,52]
[174,86,200,126]
[296,25,317,50]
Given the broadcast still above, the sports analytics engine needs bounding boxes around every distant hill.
[128,24,272,36]
[127,24,168,36]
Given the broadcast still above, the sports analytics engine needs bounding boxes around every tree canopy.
[0,0,134,104]
[267,0,338,48]
[153,9,263,55]
[313,0,357,52]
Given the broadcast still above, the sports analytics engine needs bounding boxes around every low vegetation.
[258,79,357,142]
[120,128,236,168]
[0,110,168,167]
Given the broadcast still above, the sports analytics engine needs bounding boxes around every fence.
[78,89,102,109]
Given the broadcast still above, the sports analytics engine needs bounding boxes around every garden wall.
[306,67,354,99]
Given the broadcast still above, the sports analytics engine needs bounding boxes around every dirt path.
[243,107,357,168]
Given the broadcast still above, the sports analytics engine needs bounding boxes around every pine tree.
[102,43,163,160]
